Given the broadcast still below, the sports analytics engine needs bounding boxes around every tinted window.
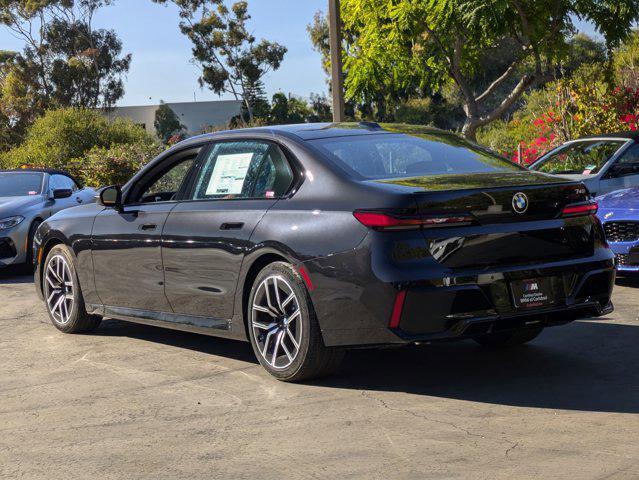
[533,140,625,175]
[0,172,44,196]
[50,174,78,191]
[138,157,196,203]
[309,133,521,179]
[191,141,293,200]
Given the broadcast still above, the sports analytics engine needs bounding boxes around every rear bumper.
[306,248,616,347]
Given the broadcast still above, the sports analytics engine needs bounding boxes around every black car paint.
[34,124,616,348]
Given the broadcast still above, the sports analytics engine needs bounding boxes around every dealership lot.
[1,268,638,479]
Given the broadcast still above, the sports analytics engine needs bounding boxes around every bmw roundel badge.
[512,192,529,214]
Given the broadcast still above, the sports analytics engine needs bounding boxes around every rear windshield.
[0,172,44,197]
[531,140,626,175]
[309,133,522,179]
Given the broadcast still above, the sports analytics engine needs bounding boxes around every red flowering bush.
[481,80,639,165]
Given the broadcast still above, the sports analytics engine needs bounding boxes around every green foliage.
[0,108,158,180]
[0,0,130,148]
[333,0,639,139]
[154,101,185,144]
[80,142,164,187]
[269,93,312,125]
[614,30,639,90]
[153,0,286,123]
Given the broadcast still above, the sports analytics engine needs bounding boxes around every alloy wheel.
[44,254,75,325]
[251,275,302,370]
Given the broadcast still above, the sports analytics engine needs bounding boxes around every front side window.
[130,151,200,204]
[533,140,626,175]
[309,133,522,180]
[191,141,294,200]
[50,174,79,191]
[0,172,44,197]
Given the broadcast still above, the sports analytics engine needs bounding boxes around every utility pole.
[328,0,345,122]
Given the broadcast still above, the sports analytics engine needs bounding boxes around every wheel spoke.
[51,295,64,319]
[280,338,293,362]
[281,293,295,309]
[252,320,277,331]
[286,327,299,350]
[253,304,276,317]
[47,264,61,283]
[271,330,284,365]
[262,329,275,358]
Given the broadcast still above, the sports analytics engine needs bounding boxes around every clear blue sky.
[0,0,329,106]
[0,1,601,107]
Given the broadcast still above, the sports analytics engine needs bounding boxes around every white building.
[109,100,243,137]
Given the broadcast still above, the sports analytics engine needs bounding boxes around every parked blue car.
[597,187,639,271]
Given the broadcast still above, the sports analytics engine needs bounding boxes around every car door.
[162,139,295,320]
[599,142,639,195]
[92,146,202,312]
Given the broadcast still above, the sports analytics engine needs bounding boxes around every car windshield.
[0,172,44,197]
[309,133,522,180]
[531,140,626,175]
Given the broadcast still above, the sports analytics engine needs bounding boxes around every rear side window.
[191,141,294,200]
[309,133,521,179]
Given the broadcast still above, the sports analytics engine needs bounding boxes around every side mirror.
[98,185,122,210]
[52,188,73,199]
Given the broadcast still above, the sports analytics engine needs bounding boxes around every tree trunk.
[462,118,479,142]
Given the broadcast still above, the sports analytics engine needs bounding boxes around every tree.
[333,0,639,140]
[614,30,639,90]
[153,0,287,123]
[269,92,312,125]
[0,0,130,146]
[154,101,185,143]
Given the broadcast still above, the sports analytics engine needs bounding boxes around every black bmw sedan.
[34,123,615,381]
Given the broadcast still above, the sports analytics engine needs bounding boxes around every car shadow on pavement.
[95,319,258,364]
[95,317,639,414]
[314,320,639,414]
[0,266,33,284]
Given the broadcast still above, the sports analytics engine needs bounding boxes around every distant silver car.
[529,133,639,197]
[0,169,95,268]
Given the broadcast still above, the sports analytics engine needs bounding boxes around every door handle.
[76,197,83,204]
[220,222,244,230]
[139,223,157,231]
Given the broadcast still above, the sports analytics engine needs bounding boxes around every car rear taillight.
[353,210,475,230]
[561,201,598,218]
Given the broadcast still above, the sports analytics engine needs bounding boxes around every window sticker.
[205,153,254,195]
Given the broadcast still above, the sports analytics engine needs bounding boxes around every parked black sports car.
[34,123,615,381]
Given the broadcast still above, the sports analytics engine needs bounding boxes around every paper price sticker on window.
[206,153,254,196]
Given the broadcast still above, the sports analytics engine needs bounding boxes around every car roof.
[183,122,404,144]
[576,131,639,142]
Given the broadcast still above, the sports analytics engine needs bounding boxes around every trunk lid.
[373,172,597,269]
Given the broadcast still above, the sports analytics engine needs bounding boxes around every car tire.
[25,219,41,272]
[43,244,101,334]
[247,262,344,382]
[473,327,544,348]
